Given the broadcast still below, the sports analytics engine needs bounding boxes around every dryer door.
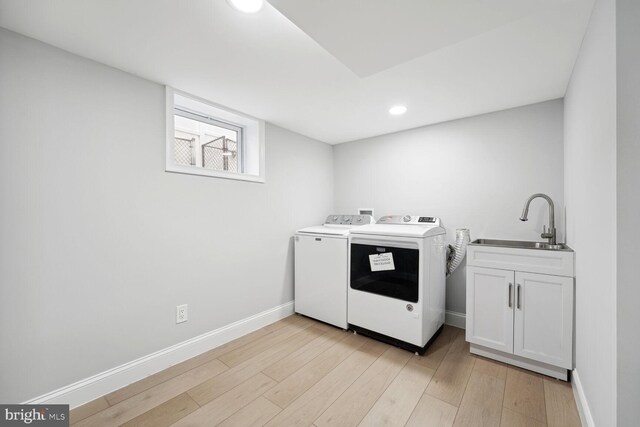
[350,243,419,302]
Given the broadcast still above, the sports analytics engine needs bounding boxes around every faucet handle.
[541,225,554,239]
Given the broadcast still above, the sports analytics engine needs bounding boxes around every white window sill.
[165,163,265,183]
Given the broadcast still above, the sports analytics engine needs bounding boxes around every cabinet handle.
[516,284,521,309]
[508,283,513,308]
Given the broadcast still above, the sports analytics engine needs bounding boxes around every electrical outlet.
[176,304,188,324]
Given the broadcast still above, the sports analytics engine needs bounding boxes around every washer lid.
[350,223,445,238]
[296,225,352,237]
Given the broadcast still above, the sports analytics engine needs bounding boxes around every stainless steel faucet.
[519,193,556,245]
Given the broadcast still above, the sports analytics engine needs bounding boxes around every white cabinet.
[466,266,514,354]
[466,244,574,380]
[514,272,573,368]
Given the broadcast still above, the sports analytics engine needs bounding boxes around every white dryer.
[348,215,446,354]
[295,214,374,328]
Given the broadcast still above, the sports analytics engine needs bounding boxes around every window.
[165,87,265,182]
[174,114,241,172]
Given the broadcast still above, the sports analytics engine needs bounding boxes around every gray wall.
[0,29,333,402]
[333,101,564,314]
[563,0,617,424]
[617,0,640,424]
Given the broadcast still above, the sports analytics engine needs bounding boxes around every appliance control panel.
[377,215,442,226]
[325,214,374,225]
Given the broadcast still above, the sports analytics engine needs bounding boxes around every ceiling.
[0,0,594,144]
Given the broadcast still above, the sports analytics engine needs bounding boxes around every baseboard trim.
[572,369,595,427]
[23,301,295,409]
[470,343,568,380]
[445,310,466,329]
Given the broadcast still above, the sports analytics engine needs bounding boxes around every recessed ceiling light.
[389,105,407,115]
[227,0,264,13]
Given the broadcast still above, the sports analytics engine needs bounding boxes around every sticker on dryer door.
[369,252,395,271]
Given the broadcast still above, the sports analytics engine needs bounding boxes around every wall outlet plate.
[358,208,374,217]
[176,304,188,324]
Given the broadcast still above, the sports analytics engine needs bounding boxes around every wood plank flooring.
[70,315,582,427]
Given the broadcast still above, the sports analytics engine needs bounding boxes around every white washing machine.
[294,214,374,328]
[348,215,446,354]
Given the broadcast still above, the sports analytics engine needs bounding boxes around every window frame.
[165,87,265,183]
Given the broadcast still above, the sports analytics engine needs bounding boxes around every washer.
[294,214,374,328]
[348,215,446,354]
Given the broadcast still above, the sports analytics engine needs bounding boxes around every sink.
[470,239,573,252]
[467,238,574,277]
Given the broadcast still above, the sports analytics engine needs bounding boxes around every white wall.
[333,100,564,314]
[0,28,333,403]
[563,0,617,424]
[616,0,640,424]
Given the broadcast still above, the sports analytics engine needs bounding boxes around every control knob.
[403,215,411,222]
[343,215,352,222]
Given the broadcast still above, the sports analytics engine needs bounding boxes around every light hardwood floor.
[70,315,581,427]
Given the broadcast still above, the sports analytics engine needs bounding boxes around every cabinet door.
[466,266,515,353]
[514,272,573,368]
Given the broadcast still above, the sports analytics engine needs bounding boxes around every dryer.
[348,215,446,354]
[295,214,373,328]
